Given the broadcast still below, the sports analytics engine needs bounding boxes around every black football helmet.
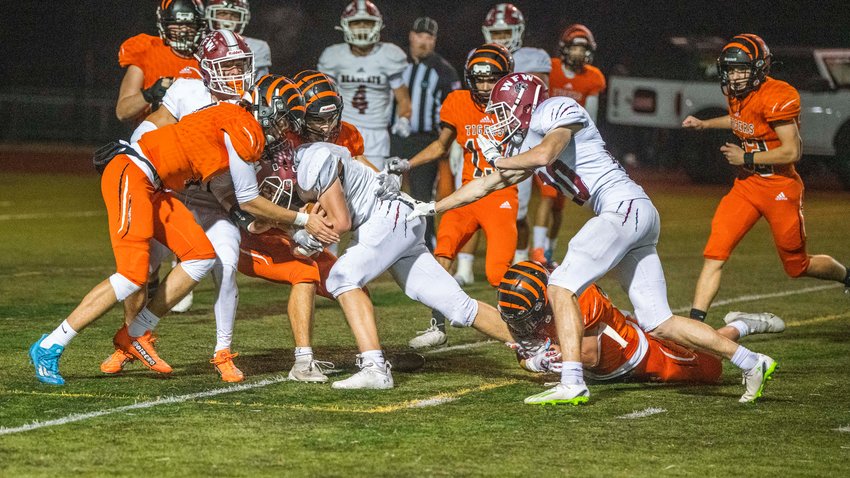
[497,261,550,339]
[717,33,772,99]
[465,43,514,107]
[157,0,206,57]
[293,70,345,143]
[247,75,307,142]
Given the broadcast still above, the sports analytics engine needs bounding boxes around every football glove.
[397,193,436,221]
[375,170,402,201]
[391,116,412,138]
[141,77,173,108]
[476,134,503,168]
[508,338,562,373]
[386,157,410,174]
[292,229,323,257]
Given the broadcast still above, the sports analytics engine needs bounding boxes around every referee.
[391,16,460,250]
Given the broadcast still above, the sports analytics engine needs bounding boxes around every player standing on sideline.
[100,30,256,382]
[531,24,606,266]
[29,87,338,386]
[318,0,412,172]
[407,73,778,404]
[481,3,551,264]
[289,142,514,390]
[204,0,272,77]
[389,16,461,251]
[116,0,206,123]
[498,262,785,385]
[389,44,515,350]
[683,34,850,323]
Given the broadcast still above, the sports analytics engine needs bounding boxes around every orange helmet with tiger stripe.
[465,43,514,107]
[559,24,596,71]
[497,261,550,338]
[717,33,772,99]
[293,70,344,143]
[246,74,306,141]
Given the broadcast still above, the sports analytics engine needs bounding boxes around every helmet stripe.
[497,288,534,307]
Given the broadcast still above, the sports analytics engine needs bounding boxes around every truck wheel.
[831,122,850,190]
[680,109,736,184]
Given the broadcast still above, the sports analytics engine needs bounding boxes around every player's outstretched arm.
[434,168,530,214]
[682,114,731,130]
[491,126,578,170]
[407,126,457,170]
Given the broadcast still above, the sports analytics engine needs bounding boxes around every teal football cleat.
[29,334,66,386]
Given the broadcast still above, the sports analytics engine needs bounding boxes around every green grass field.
[1,172,849,477]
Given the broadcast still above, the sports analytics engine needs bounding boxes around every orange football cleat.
[113,326,173,374]
[211,349,244,383]
[100,349,135,374]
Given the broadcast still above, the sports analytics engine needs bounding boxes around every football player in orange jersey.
[387,43,515,349]
[499,262,785,386]
[116,0,206,122]
[683,34,850,323]
[531,24,607,267]
[28,81,339,386]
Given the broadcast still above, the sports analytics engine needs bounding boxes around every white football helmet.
[336,0,383,47]
[205,0,251,35]
[481,3,525,53]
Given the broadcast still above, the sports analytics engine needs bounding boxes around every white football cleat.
[740,354,778,403]
[408,318,448,350]
[288,359,334,383]
[453,269,475,286]
[524,383,590,406]
[724,311,785,335]
[332,356,393,390]
[170,291,193,313]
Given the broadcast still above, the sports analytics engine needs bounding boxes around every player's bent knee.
[180,258,215,282]
[109,273,142,302]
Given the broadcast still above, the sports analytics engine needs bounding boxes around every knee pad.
[109,273,142,302]
[180,258,215,282]
[443,292,479,328]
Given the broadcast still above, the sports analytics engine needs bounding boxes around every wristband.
[744,152,755,167]
[294,212,309,227]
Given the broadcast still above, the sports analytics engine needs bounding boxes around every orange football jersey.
[727,76,800,177]
[138,102,265,191]
[119,33,201,89]
[440,90,515,188]
[549,59,606,107]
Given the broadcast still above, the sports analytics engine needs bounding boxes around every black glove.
[229,205,257,231]
[141,77,173,108]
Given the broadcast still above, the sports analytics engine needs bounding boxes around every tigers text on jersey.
[549,59,606,107]
[317,42,407,129]
[516,96,647,214]
[727,77,801,178]
[512,47,551,75]
[294,142,380,229]
[119,34,201,89]
[440,90,515,190]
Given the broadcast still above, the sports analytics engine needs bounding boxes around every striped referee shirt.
[400,52,461,135]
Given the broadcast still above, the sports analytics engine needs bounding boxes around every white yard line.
[617,407,667,419]
[422,340,497,355]
[0,210,103,221]
[407,397,458,408]
[835,425,850,433]
[671,283,841,314]
[0,375,288,437]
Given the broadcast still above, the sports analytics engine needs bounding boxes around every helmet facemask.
[206,3,251,34]
[340,18,382,47]
[562,41,592,71]
[482,26,524,53]
[202,54,255,97]
[304,110,342,143]
[161,23,204,56]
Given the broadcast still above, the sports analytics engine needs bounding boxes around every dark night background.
[1,0,848,148]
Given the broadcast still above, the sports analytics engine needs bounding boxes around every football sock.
[730,345,759,371]
[513,248,529,263]
[690,308,707,322]
[294,347,313,362]
[42,320,78,348]
[532,226,548,250]
[361,350,386,369]
[560,361,585,385]
[213,265,238,352]
[727,320,749,339]
[431,311,447,332]
[129,308,160,338]
[456,253,474,277]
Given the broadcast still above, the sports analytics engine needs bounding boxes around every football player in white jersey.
[291,142,513,390]
[103,30,259,382]
[408,73,778,405]
[317,0,411,171]
[205,0,272,77]
[480,3,551,264]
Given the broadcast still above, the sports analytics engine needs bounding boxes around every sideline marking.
[0,375,288,437]
[0,210,103,221]
[617,407,667,419]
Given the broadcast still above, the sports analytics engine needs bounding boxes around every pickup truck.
[605,36,850,187]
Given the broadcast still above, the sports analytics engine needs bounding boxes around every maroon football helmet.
[205,0,251,34]
[196,29,254,97]
[257,139,302,210]
[337,0,383,47]
[481,3,525,52]
[484,73,549,146]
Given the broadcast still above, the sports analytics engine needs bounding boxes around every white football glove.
[292,229,323,257]
[476,134,504,168]
[396,192,436,221]
[508,338,562,374]
[386,157,410,174]
[391,116,412,138]
[375,170,402,201]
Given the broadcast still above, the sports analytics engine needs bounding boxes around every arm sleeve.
[224,133,261,204]
[130,120,158,143]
